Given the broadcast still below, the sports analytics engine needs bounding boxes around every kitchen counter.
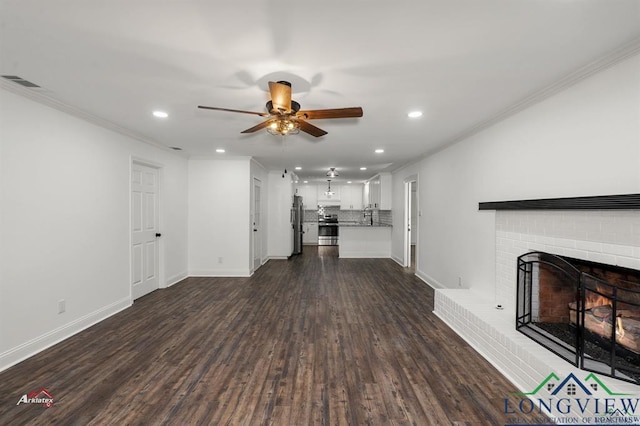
[339,226,392,258]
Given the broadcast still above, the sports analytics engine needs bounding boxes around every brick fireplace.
[434,194,640,398]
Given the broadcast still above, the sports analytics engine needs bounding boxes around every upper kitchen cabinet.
[366,173,392,210]
[297,183,318,208]
[340,183,364,210]
[317,182,341,204]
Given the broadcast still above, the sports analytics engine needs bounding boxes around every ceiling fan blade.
[240,119,274,134]
[297,107,363,120]
[268,81,292,113]
[297,120,328,137]
[198,106,268,117]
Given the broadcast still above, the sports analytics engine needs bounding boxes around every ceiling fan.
[198,80,363,137]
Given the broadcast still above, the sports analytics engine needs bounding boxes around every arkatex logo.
[16,388,54,408]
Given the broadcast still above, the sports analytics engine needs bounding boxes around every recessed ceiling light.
[153,111,169,118]
[347,181,352,184]
[216,148,225,153]
[295,166,302,170]
[375,149,384,154]
[360,167,367,171]
[408,111,423,118]
[303,181,308,184]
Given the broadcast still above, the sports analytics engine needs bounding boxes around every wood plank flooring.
[0,247,541,425]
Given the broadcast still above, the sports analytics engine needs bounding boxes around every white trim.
[166,272,188,287]
[188,270,252,277]
[0,297,131,372]
[415,270,445,290]
[339,252,390,258]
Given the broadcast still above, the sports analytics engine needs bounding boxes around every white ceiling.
[1,0,639,184]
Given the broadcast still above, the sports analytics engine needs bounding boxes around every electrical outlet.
[218,257,223,264]
[58,299,66,314]
[458,277,462,287]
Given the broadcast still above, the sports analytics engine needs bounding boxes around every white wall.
[393,53,640,294]
[187,158,251,276]
[0,87,189,371]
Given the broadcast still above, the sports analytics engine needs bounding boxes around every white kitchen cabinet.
[340,183,364,210]
[366,173,391,209]
[317,182,341,203]
[303,222,318,244]
[297,183,318,208]
[363,181,370,208]
[369,177,380,208]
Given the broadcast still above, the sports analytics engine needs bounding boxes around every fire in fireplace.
[516,251,640,384]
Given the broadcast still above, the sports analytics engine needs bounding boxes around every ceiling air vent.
[169,147,183,151]
[2,75,41,88]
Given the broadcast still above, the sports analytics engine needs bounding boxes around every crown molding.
[0,79,176,155]
[392,37,640,174]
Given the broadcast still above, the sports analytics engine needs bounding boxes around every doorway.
[403,177,417,269]
[131,162,160,299]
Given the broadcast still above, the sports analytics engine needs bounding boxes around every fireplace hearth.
[516,251,640,384]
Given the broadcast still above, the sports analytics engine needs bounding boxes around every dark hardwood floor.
[0,247,539,425]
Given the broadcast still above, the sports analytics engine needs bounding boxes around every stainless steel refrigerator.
[291,195,304,255]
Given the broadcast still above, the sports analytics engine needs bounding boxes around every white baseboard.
[339,251,390,258]
[415,269,444,290]
[166,271,188,287]
[0,297,131,373]
[188,269,252,277]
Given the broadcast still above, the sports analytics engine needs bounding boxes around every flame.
[583,291,612,310]
[616,315,625,338]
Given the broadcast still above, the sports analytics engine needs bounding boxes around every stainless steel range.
[318,214,338,246]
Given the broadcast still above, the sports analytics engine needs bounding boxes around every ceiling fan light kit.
[198,80,363,137]
[267,118,300,136]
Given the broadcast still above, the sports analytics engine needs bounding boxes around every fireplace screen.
[516,251,640,384]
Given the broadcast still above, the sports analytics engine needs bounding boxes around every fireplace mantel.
[479,193,640,211]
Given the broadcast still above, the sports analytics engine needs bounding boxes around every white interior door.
[131,163,159,299]
[252,178,262,272]
[404,178,417,268]
[404,181,412,267]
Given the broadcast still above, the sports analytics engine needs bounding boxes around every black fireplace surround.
[516,252,640,384]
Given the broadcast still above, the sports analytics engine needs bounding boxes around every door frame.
[403,175,418,268]
[130,157,165,301]
[251,177,263,273]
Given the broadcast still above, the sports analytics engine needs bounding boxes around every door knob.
[155,233,162,237]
